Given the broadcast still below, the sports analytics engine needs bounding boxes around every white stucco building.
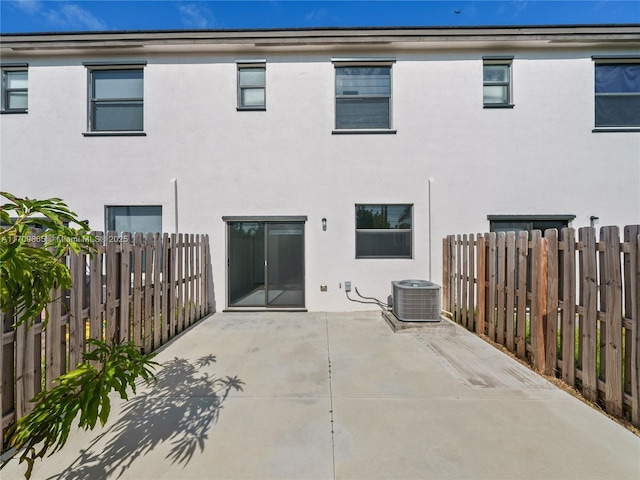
[1,25,639,311]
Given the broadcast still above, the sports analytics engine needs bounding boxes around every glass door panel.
[266,223,304,307]
[228,222,265,307]
[228,221,304,308]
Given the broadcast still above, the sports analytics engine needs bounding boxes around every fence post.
[602,226,623,416]
[545,229,559,376]
[476,234,486,335]
[530,230,547,373]
[579,227,598,402]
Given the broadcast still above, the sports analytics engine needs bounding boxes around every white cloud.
[53,4,107,30]
[178,3,216,29]
[12,0,42,15]
[305,8,329,23]
[9,0,108,30]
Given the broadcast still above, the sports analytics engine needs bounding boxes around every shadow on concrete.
[46,355,244,480]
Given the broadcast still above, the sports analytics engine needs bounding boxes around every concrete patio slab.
[2,311,639,480]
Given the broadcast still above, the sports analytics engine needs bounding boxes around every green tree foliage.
[0,192,96,327]
[3,340,158,479]
[0,192,158,478]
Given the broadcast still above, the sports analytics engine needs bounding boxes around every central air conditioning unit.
[392,280,441,322]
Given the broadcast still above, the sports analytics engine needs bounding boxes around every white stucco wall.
[2,41,639,311]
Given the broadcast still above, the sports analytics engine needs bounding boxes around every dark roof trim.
[222,216,308,223]
[2,24,640,37]
[487,214,576,221]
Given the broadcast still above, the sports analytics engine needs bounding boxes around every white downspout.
[428,177,434,282]
[171,178,178,233]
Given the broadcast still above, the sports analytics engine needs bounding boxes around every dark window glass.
[91,69,143,131]
[595,64,640,127]
[336,66,391,129]
[355,204,412,258]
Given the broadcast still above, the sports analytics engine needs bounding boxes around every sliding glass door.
[228,220,304,308]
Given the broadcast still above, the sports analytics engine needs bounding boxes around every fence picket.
[486,233,497,341]
[143,234,153,353]
[476,234,486,335]
[602,226,623,415]
[169,234,177,338]
[516,231,528,360]
[161,233,170,344]
[579,227,598,402]
[105,232,118,344]
[89,232,103,347]
[45,287,63,389]
[69,250,83,368]
[119,232,131,343]
[625,227,640,425]
[497,232,506,346]
[560,227,576,386]
[456,234,462,323]
[153,233,162,350]
[545,229,559,375]
[505,232,516,352]
[132,233,144,348]
[443,237,450,312]
[462,234,469,329]
[468,234,476,331]
[2,230,211,441]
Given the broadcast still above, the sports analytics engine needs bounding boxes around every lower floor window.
[105,205,162,233]
[356,204,412,258]
[488,214,575,233]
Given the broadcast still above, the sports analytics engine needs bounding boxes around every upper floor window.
[87,66,144,133]
[1,67,28,113]
[356,204,412,259]
[594,62,640,128]
[334,61,394,131]
[483,58,513,107]
[237,61,266,110]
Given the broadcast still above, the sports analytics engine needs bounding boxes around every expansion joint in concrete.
[325,314,336,480]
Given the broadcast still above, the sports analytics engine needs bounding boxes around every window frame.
[592,57,640,132]
[84,62,146,136]
[355,204,413,259]
[237,60,266,111]
[332,58,396,134]
[483,57,513,108]
[1,64,28,114]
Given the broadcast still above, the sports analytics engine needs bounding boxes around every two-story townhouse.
[1,25,639,311]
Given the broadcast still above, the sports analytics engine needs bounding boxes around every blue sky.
[1,1,639,33]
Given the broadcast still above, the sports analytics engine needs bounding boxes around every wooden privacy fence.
[443,225,640,427]
[1,231,211,443]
